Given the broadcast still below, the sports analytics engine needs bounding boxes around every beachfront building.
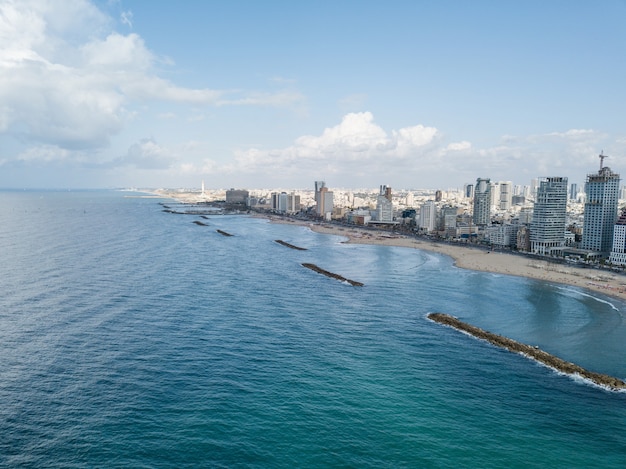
[419,201,437,233]
[375,185,394,223]
[287,192,301,213]
[271,192,286,212]
[530,177,568,256]
[314,181,334,220]
[581,165,620,255]
[225,189,249,204]
[440,206,458,236]
[486,224,519,248]
[473,178,491,226]
[609,208,626,265]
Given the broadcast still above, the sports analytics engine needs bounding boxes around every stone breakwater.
[275,240,308,251]
[216,229,233,237]
[427,313,626,391]
[301,263,364,287]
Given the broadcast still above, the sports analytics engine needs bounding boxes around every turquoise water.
[1,190,625,468]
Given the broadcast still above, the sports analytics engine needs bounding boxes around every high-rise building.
[375,185,393,222]
[570,183,578,201]
[464,184,474,199]
[473,178,491,226]
[581,164,620,254]
[489,182,500,208]
[315,181,334,219]
[498,181,513,210]
[530,178,539,201]
[287,192,300,213]
[609,208,626,265]
[442,206,458,230]
[419,201,437,232]
[530,177,568,255]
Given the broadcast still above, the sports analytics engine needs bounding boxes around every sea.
[1,190,625,468]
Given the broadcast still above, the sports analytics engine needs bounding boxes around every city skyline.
[1,1,626,189]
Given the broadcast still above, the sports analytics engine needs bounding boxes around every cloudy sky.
[1,0,626,190]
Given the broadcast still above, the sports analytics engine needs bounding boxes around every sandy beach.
[267,216,626,302]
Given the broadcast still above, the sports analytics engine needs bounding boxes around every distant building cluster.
[208,153,626,266]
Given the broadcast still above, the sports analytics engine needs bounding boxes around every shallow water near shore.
[1,190,626,468]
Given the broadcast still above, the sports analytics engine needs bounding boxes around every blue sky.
[1,0,625,189]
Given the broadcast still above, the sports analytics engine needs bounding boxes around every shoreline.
[264,215,626,303]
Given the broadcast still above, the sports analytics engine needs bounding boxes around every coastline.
[265,216,626,303]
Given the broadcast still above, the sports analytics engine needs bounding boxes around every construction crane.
[599,150,609,170]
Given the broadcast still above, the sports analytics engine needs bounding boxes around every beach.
[268,216,626,302]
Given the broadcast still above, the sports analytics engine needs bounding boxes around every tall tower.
[473,178,491,226]
[314,181,333,219]
[530,177,568,255]
[419,201,437,232]
[581,158,620,254]
[376,185,393,222]
[498,181,513,210]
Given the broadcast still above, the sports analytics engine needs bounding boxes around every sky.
[1,0,626,190]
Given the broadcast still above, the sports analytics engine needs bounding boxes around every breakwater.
[217,229,233,237]
[302,263,363,287]
[193,220,208,226]
[275,240,308,250]
[427,313,626,391]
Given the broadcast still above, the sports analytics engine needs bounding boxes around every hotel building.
[581,166,620,255]
[529,177,568,255]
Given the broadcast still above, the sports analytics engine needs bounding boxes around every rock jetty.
[193,220,208,226]
[301,263,363,287]
[216,229,233,237]
[427,313,626,391]
[275,240,308,250]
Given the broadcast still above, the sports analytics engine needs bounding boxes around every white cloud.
[0,0,305,158]
[230,112,440,181]
[117,138,177,170]
[120,10,133,28]
[446,141,471,151]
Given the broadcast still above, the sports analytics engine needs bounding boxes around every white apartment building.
[530,177,568,255]
[609,208,626,265]
[419,201,437,232]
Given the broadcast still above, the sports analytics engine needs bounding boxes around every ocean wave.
[555,285,621,312]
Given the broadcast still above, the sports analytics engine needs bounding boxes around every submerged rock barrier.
[193,220,208,226]
[275,240,308,251]
[216,229,233,237]
[301,263,363,287]
[427,313,626,391]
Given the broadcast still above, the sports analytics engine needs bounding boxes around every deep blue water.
[1,190,625,468]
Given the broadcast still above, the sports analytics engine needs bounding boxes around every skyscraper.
[473,178,491,226]
[608,208,626,265]
[498,181,513,210]
[419,201,437,232]
[375,185,393,222]
[314,181,334,219]
[530,177,568,255]
[581,165,620,254]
